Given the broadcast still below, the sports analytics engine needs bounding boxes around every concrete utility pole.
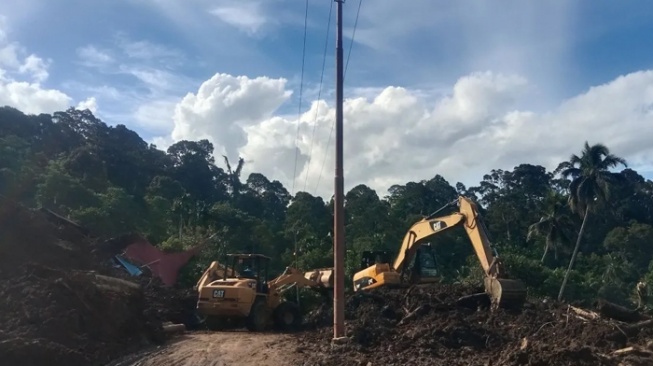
[333,0,346,340]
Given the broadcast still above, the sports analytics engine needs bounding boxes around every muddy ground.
[296,285,653,366]
[108,331,301,366]
[106,285,653,366]
[0,197,196,366]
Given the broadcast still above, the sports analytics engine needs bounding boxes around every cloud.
[76,45,114,67]
[335,0,579,109]
[0,80,71,114]
[76,96,98,113]
[72,33,202,138]
[133,99,176,134]
[170,73,292,158]
[0,15,6,43]
[210,1,267,35]
[116,38,181,61]
[0,16,80,114]
[0,41,50,84]
[0,42,20,69]
[18,54,49,83]
[163,69,653,199]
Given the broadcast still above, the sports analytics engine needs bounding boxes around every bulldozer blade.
[305,268,334,288]
[484,277,527,309]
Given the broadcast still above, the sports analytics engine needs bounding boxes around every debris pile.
[299,285,653,366]
[0,197,193,366]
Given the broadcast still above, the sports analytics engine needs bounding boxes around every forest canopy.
[2,105,653,308]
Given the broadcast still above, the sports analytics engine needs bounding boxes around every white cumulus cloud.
[171,73,292,158]
[76,96,98,113]
[0,16,89,114]
[162,69,653,199]
[0,80,71,114]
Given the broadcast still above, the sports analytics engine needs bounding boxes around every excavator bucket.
[484,277,527,309]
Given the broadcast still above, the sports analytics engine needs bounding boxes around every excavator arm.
[353,196,526,309]
[392,196,499,276]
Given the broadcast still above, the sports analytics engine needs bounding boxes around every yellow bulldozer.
[195,253,333,331]
[352,195,527,309]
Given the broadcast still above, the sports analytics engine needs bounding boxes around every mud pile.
[0,198,190,366]
[298,285,653,366]
[99,234,199,328]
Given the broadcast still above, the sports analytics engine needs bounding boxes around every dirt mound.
[298,285,653,366]
[0,197,191,366]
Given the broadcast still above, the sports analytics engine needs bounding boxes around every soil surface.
[295,285,653,366]
[0,197,195,366]
[111,284,653,366]
[108,331,301,366]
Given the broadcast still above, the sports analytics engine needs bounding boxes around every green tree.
[555,141,627,301]
[526,191,574,263]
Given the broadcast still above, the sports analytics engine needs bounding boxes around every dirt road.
[109,331,304,366]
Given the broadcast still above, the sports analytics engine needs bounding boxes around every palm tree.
[223,156,245,196]
[555,141,627,301]
[527,192,573,263]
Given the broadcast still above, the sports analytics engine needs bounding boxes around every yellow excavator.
[195,253,333,331]
[352,195,527,309]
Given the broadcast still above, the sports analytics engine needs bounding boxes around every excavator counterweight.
[353,196,527,309]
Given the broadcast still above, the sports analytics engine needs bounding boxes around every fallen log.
[611,346,653,358]
[597,299,647,323]
[609,319,653,339]
[398,304,431,325]
[79,273,141,293]
[621,319,653,335]
[162,323,186,334]
[456,293,491,309]
[569,305,600,320]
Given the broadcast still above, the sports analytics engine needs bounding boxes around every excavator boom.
[353,196,526,309]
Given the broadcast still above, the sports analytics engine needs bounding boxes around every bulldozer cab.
[225,253,270,294]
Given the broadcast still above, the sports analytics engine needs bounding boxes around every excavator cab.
[404,243,439,283]
[360,250,392,269]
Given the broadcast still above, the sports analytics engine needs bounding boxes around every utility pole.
[333,0,346,340]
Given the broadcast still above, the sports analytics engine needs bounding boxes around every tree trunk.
[179,212,183,239]
[558,208,590,301]
[541,244,550,263]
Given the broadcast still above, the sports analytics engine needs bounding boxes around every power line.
[290,0,310,197]
[301,0,334,193]
[344,0,362,79]
[314,0,362,196]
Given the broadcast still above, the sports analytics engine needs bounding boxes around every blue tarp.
[114,255,143,276]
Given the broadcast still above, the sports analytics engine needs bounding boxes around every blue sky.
[1,0,653,196]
